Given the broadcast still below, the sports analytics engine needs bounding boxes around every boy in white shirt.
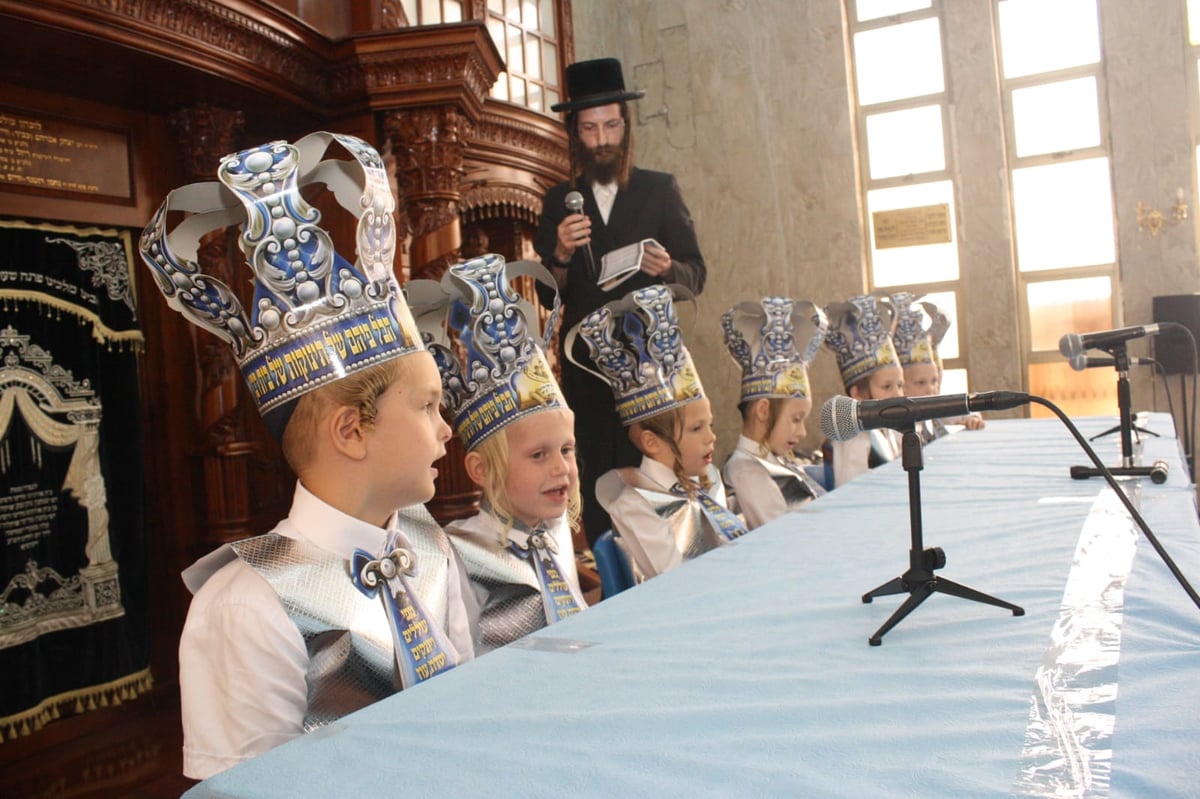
[417,255,587,654]
[140,132,475,779]
[571,285,746,580]
[822,294,906,487]
[721,298,829,529]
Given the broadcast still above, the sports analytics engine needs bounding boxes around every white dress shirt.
[445,510,585,602]
[595,457,734,579]
[723,435,813,530]
[592,181,618,224]
[178,482,474,780]
[830,429,901,488]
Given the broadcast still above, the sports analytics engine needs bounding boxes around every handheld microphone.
[1058,324,1161,357]
[1068,353,1155,371]
[564,191,596,278]
[820,391,1030,441]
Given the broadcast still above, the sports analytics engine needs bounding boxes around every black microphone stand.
[1070,344,1167,483]
[862,424,1024,645]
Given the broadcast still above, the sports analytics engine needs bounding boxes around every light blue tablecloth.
[186,414,1200,798]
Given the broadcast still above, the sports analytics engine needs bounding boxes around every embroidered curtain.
[0,218,149,740]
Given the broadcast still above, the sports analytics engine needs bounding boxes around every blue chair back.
[593,530,635,598]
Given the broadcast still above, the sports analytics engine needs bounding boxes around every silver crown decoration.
[722,297,828,402]
[139,131,422,438]
[566,285,704,425]
[410,254,565,451]
[823,293,899,388]
[892,292,950,368]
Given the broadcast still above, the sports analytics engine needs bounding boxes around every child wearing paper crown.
[892,292,985,439]
[570,285,747,580]
[140,132,476,780]
[822,293,905,488]
[414,254,587,656]
[721,298,830,529]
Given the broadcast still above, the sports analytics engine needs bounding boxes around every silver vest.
[231,505,456,731]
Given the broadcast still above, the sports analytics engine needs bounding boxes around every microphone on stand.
[820,391,1030,441]
[1058,324,1162,357]
[564,190,596,280]
[1068,353,1155,371]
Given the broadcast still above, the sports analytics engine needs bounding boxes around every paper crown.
[139,131,423,440]
[410,254,566,451]
[823,294,900,388]
[550,57,646,113]
[566,285,704,426]
[891,292,950,368]
[722,298,828,402]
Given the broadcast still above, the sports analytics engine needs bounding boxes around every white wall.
[571,0,1200,463]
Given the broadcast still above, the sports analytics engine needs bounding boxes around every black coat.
[533,167,707,541]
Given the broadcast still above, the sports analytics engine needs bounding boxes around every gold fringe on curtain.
[0,290,144,351]
[0,668,153,743]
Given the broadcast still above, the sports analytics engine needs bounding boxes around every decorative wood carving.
[384,106,471,281]
[167,103,270,548]
[0,4,578,720]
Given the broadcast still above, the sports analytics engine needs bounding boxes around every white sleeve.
[723,458,786,530]
[443,543,478,662]
[595,470,684,578]
[831,433,871,488]
[178,559,309,780]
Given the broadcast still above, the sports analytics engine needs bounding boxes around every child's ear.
[629,424,660,457]
[751,398,771,423]
[463,450,487,487]
[328,405,368,459]
[848,382,869,401]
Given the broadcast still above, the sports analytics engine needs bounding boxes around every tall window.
[485,0,562,113]
[847,1,969,394]
[997,0,1118,418]
[1189,1,1200,205]
[399,0,562,115]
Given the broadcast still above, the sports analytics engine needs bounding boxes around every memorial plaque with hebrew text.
[0,107,132,200]
[872,204,952,249]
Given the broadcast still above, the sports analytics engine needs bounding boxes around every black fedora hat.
[551,57,646,113]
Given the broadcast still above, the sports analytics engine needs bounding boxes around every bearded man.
[535,57,707,548]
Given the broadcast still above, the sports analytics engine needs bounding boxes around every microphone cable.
[1032,394,1200,612]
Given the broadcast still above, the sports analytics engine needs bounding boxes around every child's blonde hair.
[471,419,582,543]
[281,355,412,474]
[631,404,711,496]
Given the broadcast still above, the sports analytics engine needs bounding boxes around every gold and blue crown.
[823,294,899,388]
[139,131,422,439]
[566,285,704,426]
[722,298,828,402]
[892,292,949,368]
[411,254,566,451]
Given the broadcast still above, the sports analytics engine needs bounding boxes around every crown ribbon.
[410,254,565,451]
[823,294,899,388]
[139,132,423,437]
[565,285,704,426]
[722,297,828,402]
[892,292,950,367]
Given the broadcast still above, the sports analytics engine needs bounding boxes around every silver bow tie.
[519,529,559,556]
[357,546,418,590]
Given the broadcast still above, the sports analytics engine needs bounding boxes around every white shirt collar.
[639,455,694,490]
[287,481,390,557]
[592,181,618,224]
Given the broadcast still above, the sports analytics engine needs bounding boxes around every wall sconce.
[1136,188,1189,236]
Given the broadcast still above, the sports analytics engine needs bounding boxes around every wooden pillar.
[167,104,260,550]
[384,105,470,281]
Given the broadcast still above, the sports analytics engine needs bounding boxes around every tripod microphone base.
[863,568,1024,646]
[1070,461,1168,484]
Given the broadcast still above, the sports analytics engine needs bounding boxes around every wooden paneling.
[0,0,572,784]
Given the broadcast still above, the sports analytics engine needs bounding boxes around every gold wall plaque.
[0,107,132,200]
[872,203,952,249]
